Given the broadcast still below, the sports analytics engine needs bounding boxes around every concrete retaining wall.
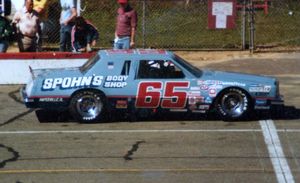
[0,52,94,84]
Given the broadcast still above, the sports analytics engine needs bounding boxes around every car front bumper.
[254,95,284,110]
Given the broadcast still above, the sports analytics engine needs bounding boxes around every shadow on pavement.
[35,105,300,123]
[272,106,300,120]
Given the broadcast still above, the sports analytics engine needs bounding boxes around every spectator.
[59,0,77,52]
[33,0,49,51]
[71,16,99,53]
[0,11,14,53]
[13,0,41,52]
[114,0,137,49]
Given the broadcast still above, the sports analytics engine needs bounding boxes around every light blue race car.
[22,49,284,122]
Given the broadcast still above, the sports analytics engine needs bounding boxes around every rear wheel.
[69,90,106,123]
[216,88,252,121]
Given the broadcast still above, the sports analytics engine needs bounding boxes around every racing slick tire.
[215,88,252,121]
[69,90,106,123]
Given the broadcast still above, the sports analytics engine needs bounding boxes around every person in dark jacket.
[71,16,99,52]
[0,11,13,52]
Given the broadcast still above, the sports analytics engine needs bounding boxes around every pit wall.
[0,52,94,84]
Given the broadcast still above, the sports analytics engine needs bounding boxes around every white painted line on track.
[0,129,262,135]
[260,120,295,183]
[0,128,299,135]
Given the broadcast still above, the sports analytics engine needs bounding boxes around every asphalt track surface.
[0,53,300,183]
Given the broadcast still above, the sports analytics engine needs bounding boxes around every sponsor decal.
[198,105,210,110]
[188,91,203,105]
[42,75,103,90]
[104,75,128,88]
[205,97,213,104]
[249,85,271,93]
[198,80,222,85]
[200,85,209,90]
[116,100,128,109]
[255,106,270,110]
[209,88,217,97]
[198,80,246,87]
[39,98,64,102]
[188,91,201,96]
[210,85,223,90]
[200,85,223,91]
[190,86,201,91]
[222,81,246,87]
[254,92,269,97]
[255,100,267,105]
[188,96,204,105]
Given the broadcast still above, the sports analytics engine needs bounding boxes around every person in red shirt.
[114,0,137,49]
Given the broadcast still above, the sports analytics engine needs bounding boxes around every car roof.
[99,49,173,57]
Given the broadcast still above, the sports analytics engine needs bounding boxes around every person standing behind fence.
[13,0,41,52]
[0,11,13,53]
[71,16,99,53]
[33,0,49,51]
[114,0,137,49]
[59,0,77,52]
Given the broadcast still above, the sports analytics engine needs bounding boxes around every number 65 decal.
[136,81,189,108]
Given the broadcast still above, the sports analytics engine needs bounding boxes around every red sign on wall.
[208,0,237,29]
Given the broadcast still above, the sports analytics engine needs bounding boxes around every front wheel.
[215,88,252,121]
[69,90,106,123]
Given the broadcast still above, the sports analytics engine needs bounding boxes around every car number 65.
[136,81,190,108]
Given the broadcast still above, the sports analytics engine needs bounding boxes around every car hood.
[202,69,276,84]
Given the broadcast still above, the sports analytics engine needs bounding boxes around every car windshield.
[80,54,100,73]
[173,54,202,77]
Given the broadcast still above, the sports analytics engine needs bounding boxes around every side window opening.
[137,60,185,79]
[165,60,185,78]
[121,60,131,75]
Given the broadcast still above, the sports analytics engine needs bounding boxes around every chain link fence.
[41,0,300,51]
[254,0,300,51]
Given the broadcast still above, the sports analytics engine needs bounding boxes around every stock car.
[22,49,284,122]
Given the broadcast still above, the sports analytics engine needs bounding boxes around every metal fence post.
[249,0,255,53]
[77,0,81,16]
[142,0,146,48]
[241,0,246,50]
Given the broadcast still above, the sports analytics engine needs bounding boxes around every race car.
[21,49,284,122]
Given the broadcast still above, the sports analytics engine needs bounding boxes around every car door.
[134,59,190,110]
